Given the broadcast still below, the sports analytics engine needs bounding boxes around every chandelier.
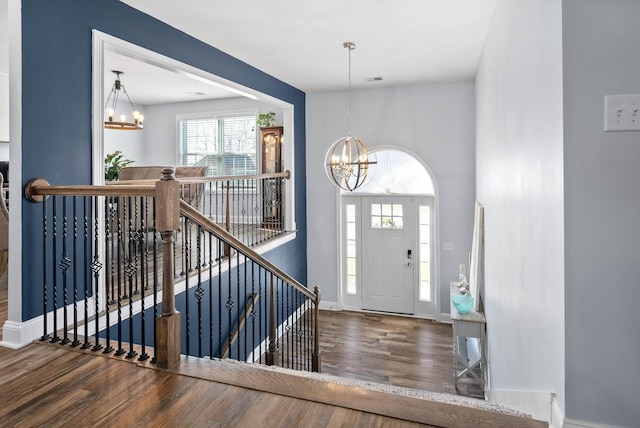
[104,70,144,130]
[324,42,376,191]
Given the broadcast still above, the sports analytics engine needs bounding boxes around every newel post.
[312,286,322,372]
[155,168,181,368]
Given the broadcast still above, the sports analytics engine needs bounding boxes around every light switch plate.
[442,241,454,251]
[604,94,640,131]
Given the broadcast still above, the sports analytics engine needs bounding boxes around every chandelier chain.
[348,43,352,136]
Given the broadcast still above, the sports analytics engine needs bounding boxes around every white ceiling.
[119,0,497,95]
[104,51,236,106]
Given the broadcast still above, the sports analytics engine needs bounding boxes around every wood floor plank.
[0,275,544,426]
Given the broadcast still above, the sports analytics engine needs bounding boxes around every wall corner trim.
[0,317,42,349]
[488,388,556,425]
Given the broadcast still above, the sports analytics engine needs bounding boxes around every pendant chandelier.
[104,70,144,130]
[324,42,376,191]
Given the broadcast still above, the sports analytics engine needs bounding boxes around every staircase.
[25,168,320,371]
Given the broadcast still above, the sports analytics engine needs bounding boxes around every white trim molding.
[563,419,623,428]
[0,318,42,349]
[488,389,557,426]
[318,300,340,311]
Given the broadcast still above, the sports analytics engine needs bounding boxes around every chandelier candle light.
[324,42,376,191]
[104,70,144,130]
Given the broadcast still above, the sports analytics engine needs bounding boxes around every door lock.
[407,249,412,259]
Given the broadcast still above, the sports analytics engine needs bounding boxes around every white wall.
[306,83,476,312]
[1,0,9,145]
[104,115,146,166]
[142,97,283,166]
[563,1,640,426]
[475,0,565,420]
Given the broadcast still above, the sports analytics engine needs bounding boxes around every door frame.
[340,194,439,320]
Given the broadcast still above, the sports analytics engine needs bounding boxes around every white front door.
[361,196,416,314]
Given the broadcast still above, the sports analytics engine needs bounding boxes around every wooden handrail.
[180,200,316,301]
[105,170,291,186]
[221,293,260,359]
[25,178,155,202]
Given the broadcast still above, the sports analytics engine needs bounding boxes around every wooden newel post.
[266,273,279,366]
[155,168,181,368]
[312,286,322,372]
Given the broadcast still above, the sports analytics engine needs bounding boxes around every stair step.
[168,357,547,428]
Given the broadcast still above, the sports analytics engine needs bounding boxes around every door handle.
[407,262,413,267]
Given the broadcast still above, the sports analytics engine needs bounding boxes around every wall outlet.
[604,94,640,131]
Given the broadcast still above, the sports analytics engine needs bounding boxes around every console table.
[450,282,487,396]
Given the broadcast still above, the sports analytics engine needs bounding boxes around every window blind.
[178,113,257,176]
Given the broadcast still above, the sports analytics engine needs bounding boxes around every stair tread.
[167,356,547,428]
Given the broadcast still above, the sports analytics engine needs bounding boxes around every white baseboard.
[563,418,623,428]
[440,312,452,324]
[0,317,43,348]
[1,297,97,349]
[488,388,555,424]
[318,300,340,311]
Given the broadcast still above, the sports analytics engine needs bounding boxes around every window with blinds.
[178,113,257,176]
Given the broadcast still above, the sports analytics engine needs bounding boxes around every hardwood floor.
[318,310,484,398]
[0,344,434,427]
[0,279,545,427]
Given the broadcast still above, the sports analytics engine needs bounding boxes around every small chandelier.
[104,70,144,130]
[324,42,376,191]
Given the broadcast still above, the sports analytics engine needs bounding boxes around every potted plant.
[257,112,277,128]
[104,151,134,181]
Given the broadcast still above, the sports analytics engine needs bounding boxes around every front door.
[361,196,416,314]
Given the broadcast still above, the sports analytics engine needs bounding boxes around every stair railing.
[180,201,321,372]
[25,168,321,372]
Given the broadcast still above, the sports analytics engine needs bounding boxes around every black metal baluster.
[196,224,203,358]
[254,178,259,246]
[250,260,256,363]
[209,229,214,359]
[40,197,50,341]
[217,238,223,358]
[138,197,149,362]
[226,245,233,359]
[71,196,80,347]
[82,196,91,349]
[151,198,158,364]
[126,197,138,360]
[278,177,284,235]
[236,249,240,360]
[300,291,304,371]
[115,197,125,356]
[51,197,60,343]
[133,197,140,296]
[261,267,266,364]
[60,196,71,345]
[299,291,303,371]
[308,296,312,371]
[243,254,248,361]
[185,217,191,356]
[101,197,112,353]
[277,276,282,367]
[107,197,116,305]
[286,279,291,368]
[92,196,105,352]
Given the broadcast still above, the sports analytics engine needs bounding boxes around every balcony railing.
[24,168,320,372]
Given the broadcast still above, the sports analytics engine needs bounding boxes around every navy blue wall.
[21,0,307,320]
